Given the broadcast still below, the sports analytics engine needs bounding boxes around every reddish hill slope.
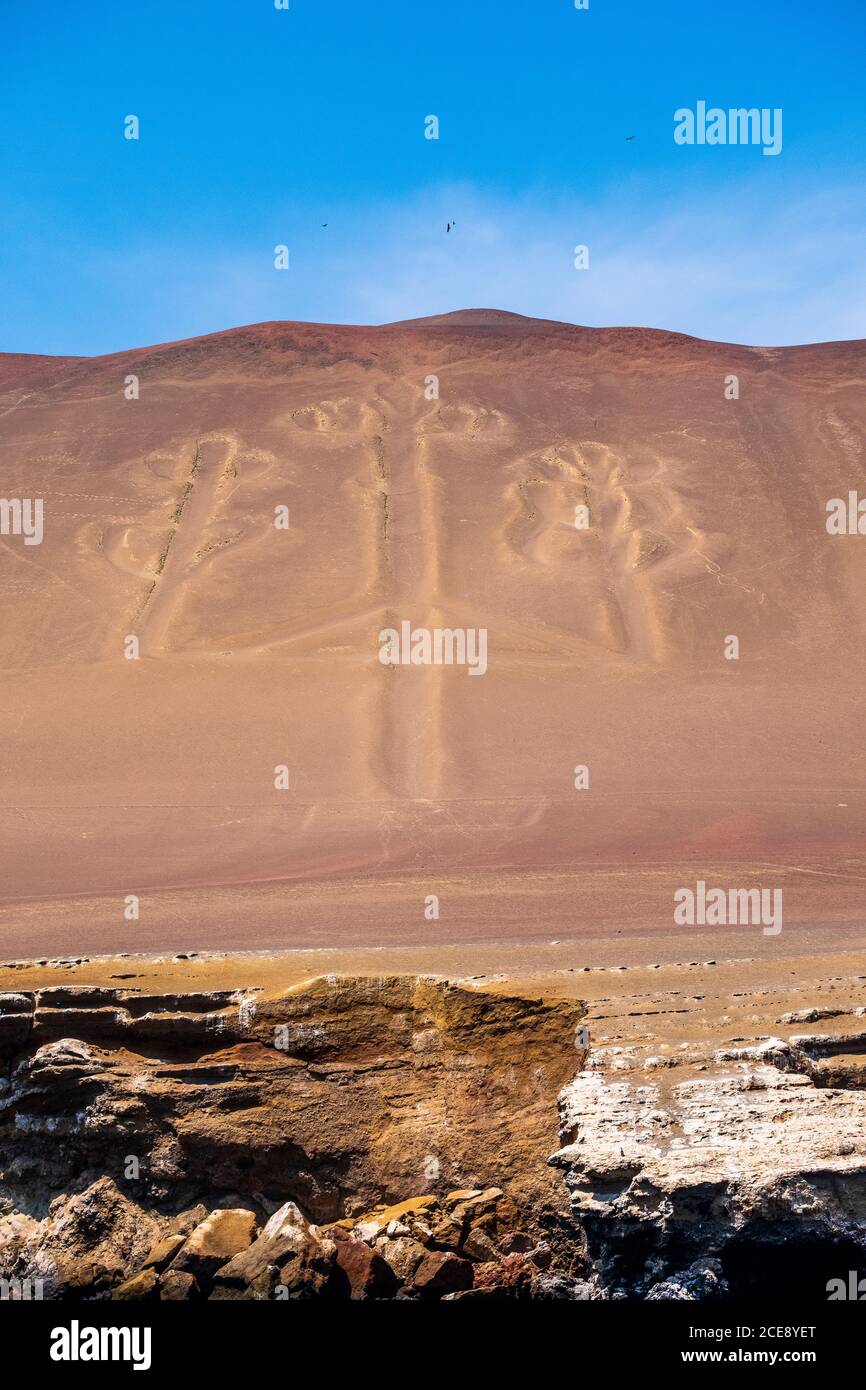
[1,311,864,954]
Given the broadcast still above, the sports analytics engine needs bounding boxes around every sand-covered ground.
[1,310,864,961]
[4,941,865,1063]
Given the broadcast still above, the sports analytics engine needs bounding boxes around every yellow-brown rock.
[111,1267,158,1300]
[171,1209,257,1278]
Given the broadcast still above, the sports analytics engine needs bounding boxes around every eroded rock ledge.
[552,1031,866,1299]
[0,974,586,1300]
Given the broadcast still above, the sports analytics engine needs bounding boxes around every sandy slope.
[1,309,865,959]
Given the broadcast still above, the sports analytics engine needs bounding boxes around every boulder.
[412,1250,473,1296]
[445,1189,483,1206]
[160,1270,199,1301]
[171,1209,257,1279]
[142,1235,185,1272]
[332,1229,398,1299]
[462,1227,499,1262]
[473,1252,536,1294]
[498,1230,534,1254]
[8,1178,165,1296]
[213,1201,332,1295]
[111,1267,158,1300]
[379,1235,427,1284]
[428,1216,463,1251]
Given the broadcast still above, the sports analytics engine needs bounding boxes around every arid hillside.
[1,310,865,955]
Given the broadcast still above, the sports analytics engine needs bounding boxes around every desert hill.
[1,311,864,955]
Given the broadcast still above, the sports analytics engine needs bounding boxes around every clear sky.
[2,0,865,353]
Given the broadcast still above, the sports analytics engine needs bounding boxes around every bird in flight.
[625,135,636,141]
[446,221,455,233]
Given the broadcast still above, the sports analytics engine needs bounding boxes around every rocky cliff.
[0,974,585,1299]
[4,966,866,1301]
[552,1025,866,1299]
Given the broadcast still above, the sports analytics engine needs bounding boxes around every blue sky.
[2,0,865,353]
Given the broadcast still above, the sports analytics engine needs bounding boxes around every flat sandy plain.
[1,309,865,963]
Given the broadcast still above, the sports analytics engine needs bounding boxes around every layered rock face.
[552,1029,866,1299]
[0,974,584,1300]
[5,965,866,1301]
